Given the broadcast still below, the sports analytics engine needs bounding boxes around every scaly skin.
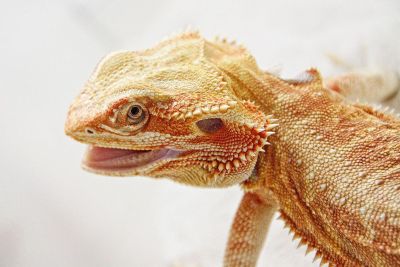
[65,32,400,266]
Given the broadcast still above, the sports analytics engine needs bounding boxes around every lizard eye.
[127,104,147,124]
[196,118,223,133]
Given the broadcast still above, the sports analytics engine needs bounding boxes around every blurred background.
[1,0,399,266]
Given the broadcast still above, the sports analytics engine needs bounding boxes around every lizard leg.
[325,70,400,102]
[223,191,277,267]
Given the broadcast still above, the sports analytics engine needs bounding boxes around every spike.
[292,233,301,241]
[201,106,210,113]
[262,139,271,146]
[171,111,180,118]
[232,159,240,169]
[256,127,265,133]
[320,256,329,266]
[266,131,275,136]
[305,245,314,255]
[208,164,213,171]
[225,161,232,171]
[218,163,224,172]
[297,239,307,249]
[313,251,322,263]
[228,100,237,106]
[239,153,247,162]
[246,122,256,128]
[220,104,229,111]
[266,114,274,119]
[193,107,202,115]
[267,124,279,130]
[210,106,219,113]
[185,111,193,118]
[260,139,268,146]
[177,113,185,120]
[297,242,304,249]
[269,118,279,123]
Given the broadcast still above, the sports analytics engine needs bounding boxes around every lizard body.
[65,32,400,266]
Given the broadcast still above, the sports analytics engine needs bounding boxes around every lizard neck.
[230,66,372,265]
[224,67,299,116]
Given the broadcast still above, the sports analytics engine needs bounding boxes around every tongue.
[86,146,148,161]
[83,146,169,170]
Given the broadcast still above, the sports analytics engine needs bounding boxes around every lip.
[82,145,180,173]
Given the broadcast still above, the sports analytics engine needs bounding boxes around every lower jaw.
[81,164,143,176]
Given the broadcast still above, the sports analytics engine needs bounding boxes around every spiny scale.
[280,211,334,266]
[199,115,276,174]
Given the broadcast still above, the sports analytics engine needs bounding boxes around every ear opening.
[196,118,223,133]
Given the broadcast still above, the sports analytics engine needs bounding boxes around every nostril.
[85,128,95,134]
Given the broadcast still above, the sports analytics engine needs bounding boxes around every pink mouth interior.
[83,146,178,171]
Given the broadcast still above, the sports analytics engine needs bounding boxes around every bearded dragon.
[65,31,400,266]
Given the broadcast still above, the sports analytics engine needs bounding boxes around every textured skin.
[223,189,277,267]
[65,32,400,266]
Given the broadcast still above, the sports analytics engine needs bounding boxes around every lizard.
[65,31,400,266]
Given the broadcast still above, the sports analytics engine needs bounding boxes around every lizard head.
[65,31,277,187]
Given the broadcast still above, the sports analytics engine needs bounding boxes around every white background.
[1,0,399,266]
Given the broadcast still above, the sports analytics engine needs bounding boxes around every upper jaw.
[65,128,184,176]
[82,145,182,176]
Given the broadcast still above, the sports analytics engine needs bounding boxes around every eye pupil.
[130,106,140,116]
[127,104,147,125]
[128,105,142,119]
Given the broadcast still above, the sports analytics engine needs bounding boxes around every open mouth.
[83,146,180,173]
